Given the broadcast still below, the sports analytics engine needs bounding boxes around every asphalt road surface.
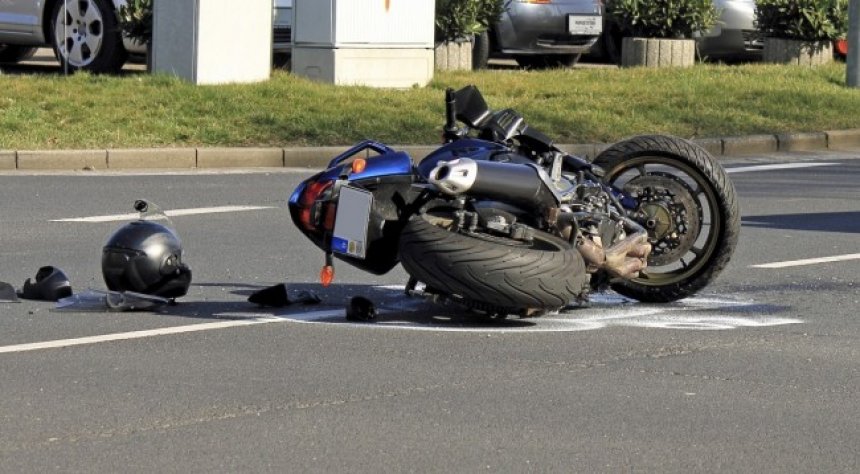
[1,150,858,472]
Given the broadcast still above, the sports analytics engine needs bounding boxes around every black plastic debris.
[346,296,376,322]
[19,266,73,302]
[293,290,322,305]
[0,281,19,303]
[248,283,291,308]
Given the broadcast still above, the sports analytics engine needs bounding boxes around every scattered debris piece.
[293,290,322,305]
[346,296,376,322]
[56,289,169,312]
[248,283,290,307]
[0,281,20,303]
[19,266,73,302]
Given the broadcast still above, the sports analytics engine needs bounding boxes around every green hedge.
[606,0,718,39]
[435,0,504,42]
[755,0,848,41]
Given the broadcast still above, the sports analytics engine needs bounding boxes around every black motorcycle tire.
[398,212,588,313]
[592,135,740,303]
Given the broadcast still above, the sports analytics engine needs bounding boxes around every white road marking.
[0,311,343,355]
[751,253,860,269]
[725,162,837,174]
[51,205,277,223]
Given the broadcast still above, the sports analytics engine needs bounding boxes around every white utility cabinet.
[292,0,435,88]
[152,0,272,85]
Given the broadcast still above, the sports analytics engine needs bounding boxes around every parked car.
[473,0,603,69]
[590,0,761,63]
[0,0,291,73]
[273,0,292,55]
[696,0,762,61]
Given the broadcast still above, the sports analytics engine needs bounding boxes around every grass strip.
[1,63,858,150]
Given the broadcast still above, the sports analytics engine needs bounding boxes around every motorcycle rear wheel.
[398,211,588,314]
[593,135,740,302]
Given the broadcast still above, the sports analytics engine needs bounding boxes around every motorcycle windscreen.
[453,85,492,128]
[55,289,169,312]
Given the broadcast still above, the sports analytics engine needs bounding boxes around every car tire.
[472,31,490,70]
[602,22,624,65]
[515,54,580,69]
[50,0,127,73]
[0,45,38,64]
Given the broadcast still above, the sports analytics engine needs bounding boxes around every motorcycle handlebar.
[443,88,460,142]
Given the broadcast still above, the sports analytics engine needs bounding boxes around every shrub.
[118,0,153,45]
[755,0,848,41]
[605,0,718,39]
[435,0,505,42]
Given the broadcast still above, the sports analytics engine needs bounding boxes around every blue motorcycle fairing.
[288,147,414,209]
[319,150,414,183]
[417,138,509,180]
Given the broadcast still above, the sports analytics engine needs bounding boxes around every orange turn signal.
[320,265,335,287]
[352,158,367,174]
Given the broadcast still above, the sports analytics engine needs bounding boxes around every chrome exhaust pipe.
[427,158,558,208]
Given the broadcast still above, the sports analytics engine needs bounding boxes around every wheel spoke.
[636,164,647,177]
[68,40,84,64]
[690,246,704,257]
[83,2,101,24]
[67,0,83,20]
[82,36,100,59]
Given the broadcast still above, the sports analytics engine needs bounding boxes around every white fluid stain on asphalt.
[232,291,803,333]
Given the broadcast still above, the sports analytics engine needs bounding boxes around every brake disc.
[624,172,702,266]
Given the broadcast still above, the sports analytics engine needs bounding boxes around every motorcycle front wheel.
[593,135,741,302]
[398,211,588,315]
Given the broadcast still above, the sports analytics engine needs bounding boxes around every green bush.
[435,0,504,42]
[605,0,718,39]
[755,0,848,41]
[118,0,153,45]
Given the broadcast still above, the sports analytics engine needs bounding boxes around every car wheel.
[0,45,38,64]
[51,0,127,73]
[602,22,624,65]
[472,31,490,70]
[515,54,581,69]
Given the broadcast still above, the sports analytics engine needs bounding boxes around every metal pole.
[63,0,69,76]
[848,0,860,87]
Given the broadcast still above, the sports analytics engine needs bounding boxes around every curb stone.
[16,149,107,170]
[722,134,777,156]
[776,132,827,152]
[826,129,860,149]
[3,130,860,171]
[0,150,15,170]
[108,148,196,169]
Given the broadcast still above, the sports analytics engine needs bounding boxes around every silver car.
[273,0,292,54]
[474,0,603,69]
[0,0,143,73]
[592,0,760,63]
[696,0,762,60]
[0,0,290,73]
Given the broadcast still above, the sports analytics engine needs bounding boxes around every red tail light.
[299,180,334,231]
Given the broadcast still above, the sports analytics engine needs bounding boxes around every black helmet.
[102,220,192,298]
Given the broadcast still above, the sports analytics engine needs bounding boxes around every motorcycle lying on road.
[288,86,740,318]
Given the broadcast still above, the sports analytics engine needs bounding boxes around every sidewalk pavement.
[2,130,860,171]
